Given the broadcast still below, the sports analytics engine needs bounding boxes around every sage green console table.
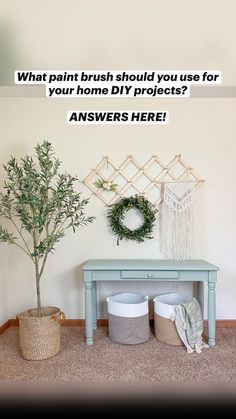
[82,259,219,346]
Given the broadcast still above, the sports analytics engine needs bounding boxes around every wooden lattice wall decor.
[82,154,204,207]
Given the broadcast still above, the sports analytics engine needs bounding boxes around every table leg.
[84,272,93,345]
[92,282,97,330]
[197,281,204,318]
[208,272,217,347]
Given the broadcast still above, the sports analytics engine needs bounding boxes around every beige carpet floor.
[0,326,236,382]
[1,326,236,411]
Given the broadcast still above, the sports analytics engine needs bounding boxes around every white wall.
[0,0,236,323]
[0,0,236,85]
[0,98,236,323]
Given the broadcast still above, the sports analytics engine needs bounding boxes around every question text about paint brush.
[15,70,221,125]
[15,70,221,98]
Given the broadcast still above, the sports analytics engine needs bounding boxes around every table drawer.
[121,270,179,279]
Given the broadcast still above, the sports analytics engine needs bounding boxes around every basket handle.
[60,311,66,321]
[51,311,66,323]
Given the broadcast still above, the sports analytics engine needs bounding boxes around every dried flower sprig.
[95,178,117,192]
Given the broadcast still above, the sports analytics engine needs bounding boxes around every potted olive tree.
[0,141,94,360]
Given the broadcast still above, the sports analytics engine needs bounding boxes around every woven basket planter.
[17,306,64,360]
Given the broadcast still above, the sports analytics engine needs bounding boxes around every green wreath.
[107,195,157,245]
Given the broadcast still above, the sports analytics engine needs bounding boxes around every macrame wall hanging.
[82,154,204,259]
[160,181,196,260]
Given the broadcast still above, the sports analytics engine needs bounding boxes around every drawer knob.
[147,273,154,278]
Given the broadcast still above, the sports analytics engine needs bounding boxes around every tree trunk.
[35,260,42,317]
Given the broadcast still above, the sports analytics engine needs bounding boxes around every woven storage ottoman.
[106,292,150,345]
[153,293,191,346]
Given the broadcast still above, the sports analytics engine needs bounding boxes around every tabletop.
[82,259,219,271]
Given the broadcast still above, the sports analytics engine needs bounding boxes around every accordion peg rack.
[82,154,204,207]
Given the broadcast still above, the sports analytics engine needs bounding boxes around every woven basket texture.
[108,313,150,345]
[154,313,183,346]
[18,306,61,360]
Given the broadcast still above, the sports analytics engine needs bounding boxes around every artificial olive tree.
[0,141,94,316]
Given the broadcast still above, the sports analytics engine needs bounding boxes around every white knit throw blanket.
[160,182,195,261]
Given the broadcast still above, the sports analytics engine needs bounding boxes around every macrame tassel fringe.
[160,195,195,261]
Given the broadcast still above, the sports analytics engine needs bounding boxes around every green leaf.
[0,226,17,244]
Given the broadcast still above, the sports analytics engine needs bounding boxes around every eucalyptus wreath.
[107,195,157,245]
